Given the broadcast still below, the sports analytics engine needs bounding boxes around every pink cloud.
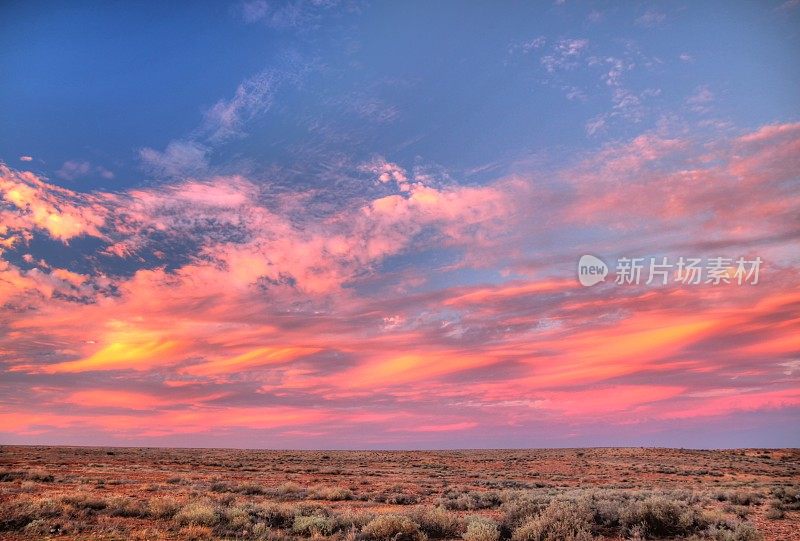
[1,121,798,445]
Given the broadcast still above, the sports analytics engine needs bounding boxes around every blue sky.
[3,1,798,191]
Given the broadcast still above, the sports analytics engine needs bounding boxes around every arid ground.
[1,446,798,540]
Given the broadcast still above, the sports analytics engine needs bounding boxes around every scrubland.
[1,447,798,540]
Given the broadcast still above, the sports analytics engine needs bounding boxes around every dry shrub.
[313,485,353,501]
[293,514,336,536]
[18,481,37,493]
[238,482,266,495]
[620,496,704,538]
[362,514,427,541]
[335,509,376,531]
[62,492,108,511]
[501,494,550,531]
[253,521,269,537]
[0,496,64,531]
[179,524,214,540]
[174,501,219,527]
[106,495,146,517]
[26,469,55,483]
[440,490,502,511]
[148,496,182,519]
[705,522,762,541]
[765,506,784,520]
[463,516,500,541]
[410,505,463,538]
[275,481,308,500]
[771,485,800,510]
[251,502,296,528]
[23,518,59,536]
[224,504,253,532]
[128,527,164,540]
[512,501,592,541]
[715,491,763,506]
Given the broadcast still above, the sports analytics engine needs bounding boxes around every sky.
[1,0,799,449]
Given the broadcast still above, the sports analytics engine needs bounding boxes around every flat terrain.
[0,446,798,540]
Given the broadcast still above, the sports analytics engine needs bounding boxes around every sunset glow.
[1,1,798,449]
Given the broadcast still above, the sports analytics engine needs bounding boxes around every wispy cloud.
[202,71,277,142]
[635,9,666,27]
[139,140,210,179]
[57,160,114,181]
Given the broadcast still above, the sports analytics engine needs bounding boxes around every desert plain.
[1,446,798,540]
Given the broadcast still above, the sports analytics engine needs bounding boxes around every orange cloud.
[183,346,322,376]
[0,165,106,241]
[1,122,798,446]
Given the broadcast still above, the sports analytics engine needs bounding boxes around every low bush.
[148,496,182,519]
[440,490,502,511]
[511,500,592,541]
[62,492,107,511]
[0,497,63,532]
[463,516,500,541]
[223,504,253,533]
[313,486,353,501]
[334,509,375,531]
[500,494,550,534]
[409,505,462,538]
[106,495,146,517]
[251,503,296,528]
[362,514,427,541]
[179,524,214,540]
[771,485,800,510]
[293,514,336,536]
[174,501,219,527]
[274,481,308,500]
[26,469,55,483]
[704,522,762,541]
[620,496,705,538]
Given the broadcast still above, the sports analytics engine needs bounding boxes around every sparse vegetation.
[0,446,797,540]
